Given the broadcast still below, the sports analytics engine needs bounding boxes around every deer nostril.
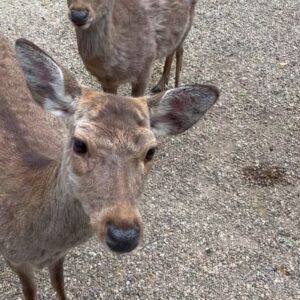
[105,223,140,253]
[70,9,90,26]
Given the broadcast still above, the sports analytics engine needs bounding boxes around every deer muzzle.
[69,9,90,26]
[92,202,143,253]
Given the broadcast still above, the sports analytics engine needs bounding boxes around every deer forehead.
[77,88,149,120]
[73,88,155,152]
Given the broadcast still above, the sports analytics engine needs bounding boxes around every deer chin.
[73,20,93,30]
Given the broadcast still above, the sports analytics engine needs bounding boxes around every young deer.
[67,0,198,96]
[0,33,218,300]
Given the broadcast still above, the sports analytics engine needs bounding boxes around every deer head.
[67,0,113,28]
[15,39,219,253]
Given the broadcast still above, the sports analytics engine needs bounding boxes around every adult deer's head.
[16,39,219,253]
[67,0,113,28]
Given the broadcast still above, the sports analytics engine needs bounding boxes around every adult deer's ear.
[15,39,81,118]
[147,85,219,135]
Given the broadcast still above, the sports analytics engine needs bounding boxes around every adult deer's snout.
[69,9,90,26]
[94,202,143,253]
[105,223,140,253]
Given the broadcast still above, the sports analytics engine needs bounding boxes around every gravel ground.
[0,0,299,299]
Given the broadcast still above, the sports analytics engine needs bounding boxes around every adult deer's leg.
[48,256,67,300]
[102,82,119,95]
[132,63,153,97]
[6,260,37,300]
[151,52,175,93]
[132,79,148,97]
[175,45,184,87]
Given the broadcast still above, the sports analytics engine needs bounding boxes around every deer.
[0,33,219,300]
[67,0,198,96]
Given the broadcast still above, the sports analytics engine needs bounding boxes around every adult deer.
[0,34,218,300]
[67,0,197,96]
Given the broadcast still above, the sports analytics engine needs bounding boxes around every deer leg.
[6,260,37,300]
[102,82,119,95]
[132,80,147,97]
[48,256,67,300]
[151,52,175,94]
[131,65,153,97]
[175,45,184,87]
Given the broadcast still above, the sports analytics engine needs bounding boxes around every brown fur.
[0,35,152,299]
[93,202,143,241]
[0,34,218,299]
[67,0,197,96]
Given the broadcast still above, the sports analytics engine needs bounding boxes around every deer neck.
[24,154,93,250]
[76,6,117,59]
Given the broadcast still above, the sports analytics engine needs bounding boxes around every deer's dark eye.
[145,147,156,162]
[73,138,88,154]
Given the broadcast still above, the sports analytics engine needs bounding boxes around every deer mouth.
[72,21,92,30]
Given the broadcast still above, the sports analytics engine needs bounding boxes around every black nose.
[70,9,89,26]
[105,223,140,253]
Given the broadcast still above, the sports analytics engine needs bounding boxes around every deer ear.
[147,85,219,135]
[15,39,81,118]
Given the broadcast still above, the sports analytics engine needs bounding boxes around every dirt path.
[0,1,299,299]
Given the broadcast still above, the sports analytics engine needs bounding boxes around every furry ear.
[15,39,81,118]
[147,85,219,135]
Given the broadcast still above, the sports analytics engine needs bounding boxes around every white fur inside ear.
[149,91,175,136]
[16,43,74,117]
[151,126,171,136]
[42,65,72,117]
[17,45,64,91]
[149,84,219,135]
[50,63,64,99]
[41,71,74,117]
[43,95,73,117]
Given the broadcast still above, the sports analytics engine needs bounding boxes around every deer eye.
[145,147,156,162]
[73,138,88,155]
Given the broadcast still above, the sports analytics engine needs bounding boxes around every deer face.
[65,90,156,252]
[67,0,112,28]
[15,39,219,253]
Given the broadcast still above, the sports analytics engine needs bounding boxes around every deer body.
[0,33,218,299]
[69,0,197,95]
[0,37,92,270]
